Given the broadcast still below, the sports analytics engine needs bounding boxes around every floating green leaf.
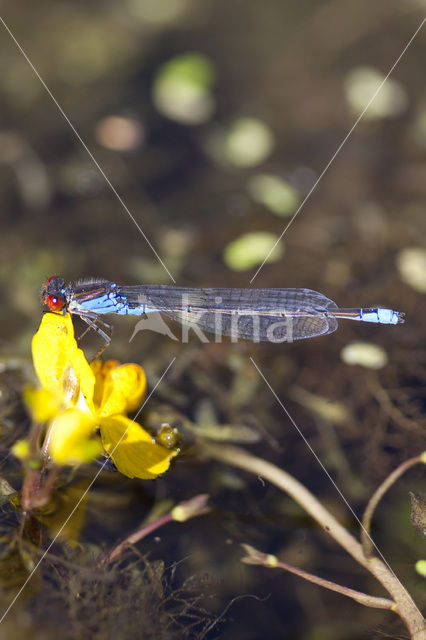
[247,174,300,216]
[224,117,275,167]
[397,247,426,293]
[415,560,426,577]
[152,53,216,124]
[344,66,408,120]
[223,231,283,271]
[340,341,388,370]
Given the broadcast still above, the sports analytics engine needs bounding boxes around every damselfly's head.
[41,276,67,313]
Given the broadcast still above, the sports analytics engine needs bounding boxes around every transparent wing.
[115,286,339,342]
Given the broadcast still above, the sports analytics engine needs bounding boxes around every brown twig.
[201,442,426,639]
[370,380,420,432]
[241,544,394,610]
[361,453,426,556]
[100,494,210,566]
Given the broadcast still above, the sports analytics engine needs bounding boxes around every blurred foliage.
[210,116,276,168]
[247,173,301,217]
[223,230,283,271]
[153,53,216,124]
[340,340,388,369]
[344,65,408,120]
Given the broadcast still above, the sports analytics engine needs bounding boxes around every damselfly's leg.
[78,313,113,359]
[95,454,117,472]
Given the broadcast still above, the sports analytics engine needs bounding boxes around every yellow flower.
[26,312,178,479]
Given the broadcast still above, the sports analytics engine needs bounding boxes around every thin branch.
[241,544,394,610]
[200,442,426,639]
[101,494,210,566]
[362,454,425,556]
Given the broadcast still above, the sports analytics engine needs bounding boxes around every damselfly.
[41,276,405,346]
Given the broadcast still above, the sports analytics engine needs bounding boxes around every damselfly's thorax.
[41,276,68,314]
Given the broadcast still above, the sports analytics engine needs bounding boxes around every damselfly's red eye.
[45,294,65,312]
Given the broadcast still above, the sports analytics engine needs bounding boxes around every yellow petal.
[90,359,119,407]
[23,386,62,423]
[100,415,177,479]
[32,313,95,413]
[32,312,74,393]
[47,408,102,465]
[11,439,31,461]
[96,362,146,417]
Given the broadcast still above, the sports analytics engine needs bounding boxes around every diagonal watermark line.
[249,356,408,589]
[0,16,176,284]
[0,356,176,625]
[250,15,426,284]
